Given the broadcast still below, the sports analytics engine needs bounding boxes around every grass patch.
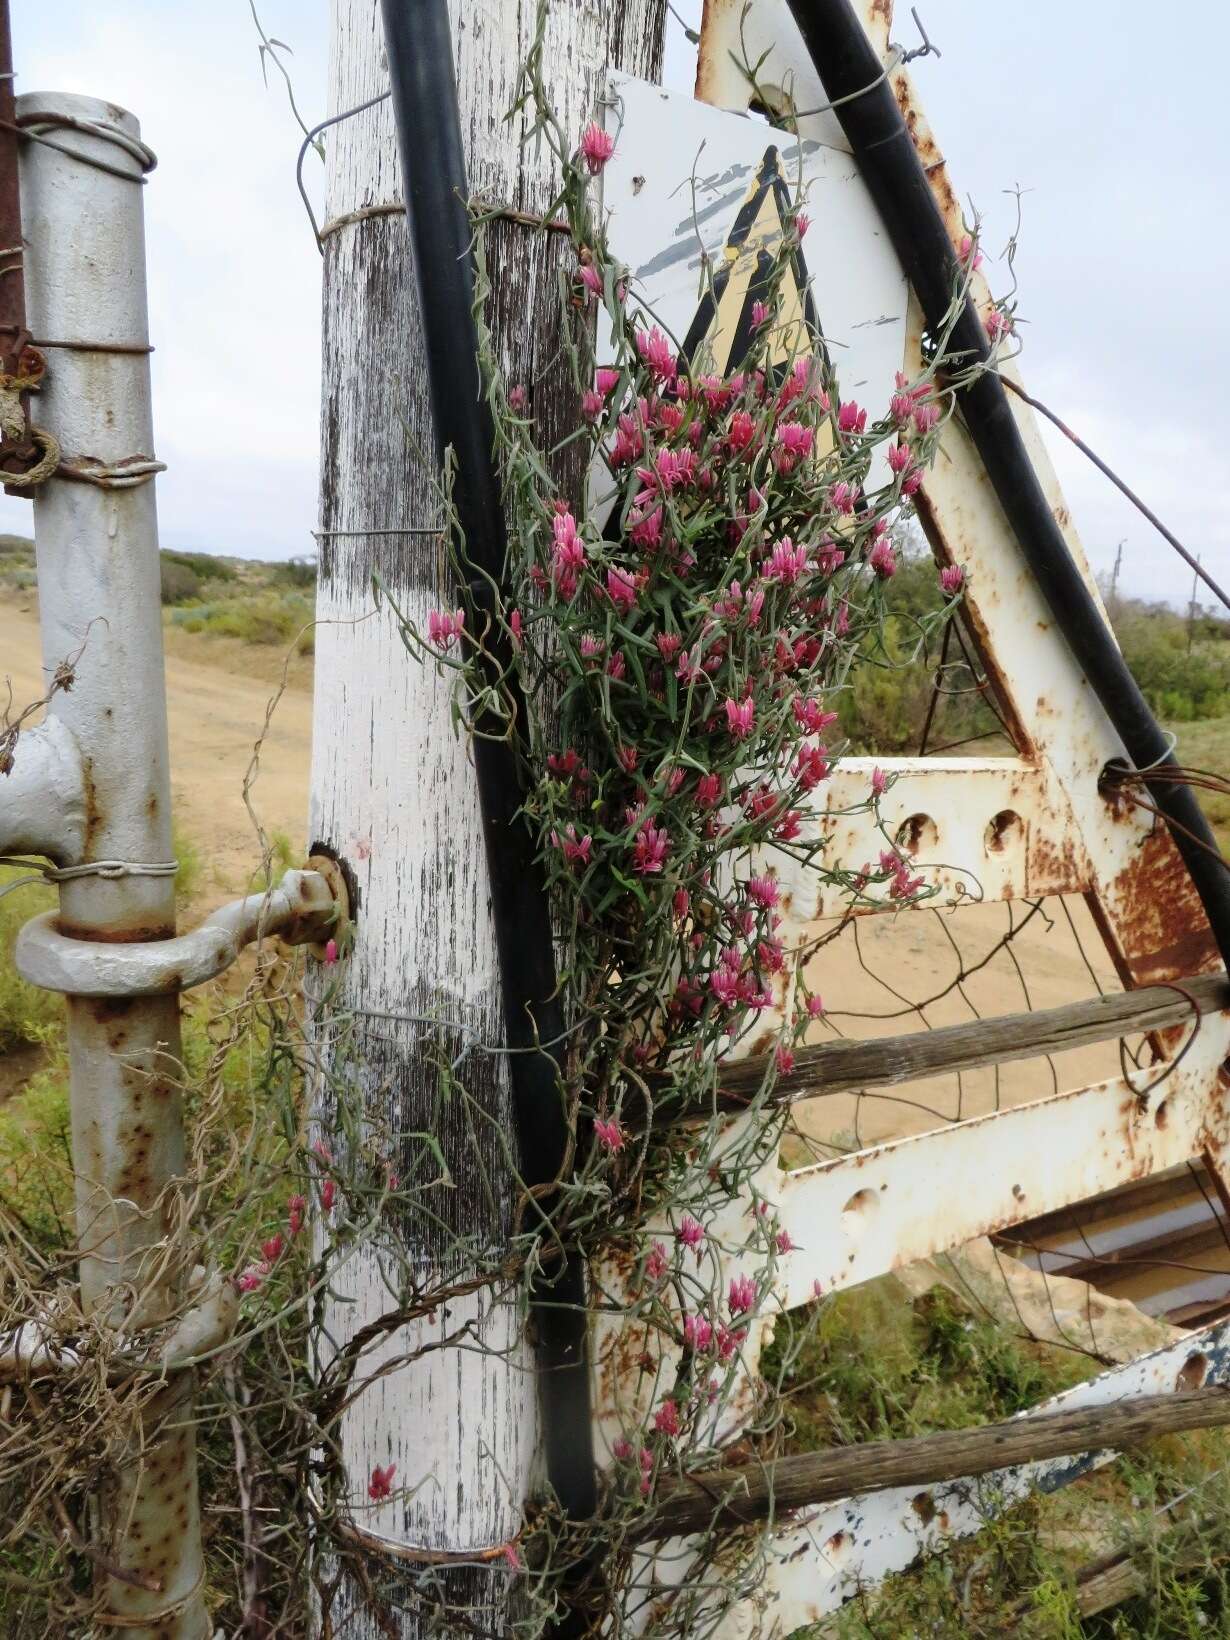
[769,1279,1230,1637]
[1167,715,1230,854]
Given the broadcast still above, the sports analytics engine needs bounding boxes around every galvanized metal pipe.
[0,715,85,860]
[19,91,210,1639]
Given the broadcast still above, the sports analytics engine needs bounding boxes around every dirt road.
[1,599,312,905]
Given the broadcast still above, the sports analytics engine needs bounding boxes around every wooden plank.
[639,1388,1230,1540]
[702,971,1228,1112]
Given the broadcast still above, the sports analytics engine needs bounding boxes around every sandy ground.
[2,595,1125,1149]
[2,598,313,909]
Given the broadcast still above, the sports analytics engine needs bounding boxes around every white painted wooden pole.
[309,2,664,1629]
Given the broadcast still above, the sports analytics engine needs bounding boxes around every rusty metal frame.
[588,2,1230,1627]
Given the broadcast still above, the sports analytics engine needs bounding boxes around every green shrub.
[159,557,201,605]
[163,550,237,583]
[0,867,60,1050]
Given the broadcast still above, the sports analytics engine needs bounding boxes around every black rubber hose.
[378,0,595,1517]
[785,0,1230,969]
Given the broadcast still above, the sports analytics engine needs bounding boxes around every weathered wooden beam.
[637,1387,1230,1540]
[703,970,1228,1112]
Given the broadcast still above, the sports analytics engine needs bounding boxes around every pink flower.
[815,539,846,576]
[368,1462,397,1502]
[813,1278,825,1300]
[940,563,965,595]
[323,938,338,965]
[594,1117,626,1153]
[775,420,814,460]
[868,537,897,578]
[887,440,912,474]
[959,233,985,270]
[775,1046,794,1075]
[710,965,741,1008]
[261,1233,284,1266]
[508,384,528,413]
[696,772,723,809]
[236,1264,266,1293]
[606,565,638,612]
[794,744,830,791]
[672,888,690,919]
[683,1312,714,1352]
[320,1178,336,1213]
[761,538,809,586]
[675,646,704,686]
[806,995,824,1018]
[828,479,855,514]
[581,388,605,421]
[579,120,615,174]
[595,366,620,397]
[655,631,682,662]
[913,401,940,435]
[633,821,670,875]
[287,1194,307,1236]
[837,400,867,435]
[751,299,771,329]
[509,607,523,647]
[871,766,888,797]
[728,1274,756,1316]
[501,1542,524,1571]
[580,633,605,662]
[793,698,839,735]
[427,608,465,650]
[552,824,592,870]
[577,262,602,296]
[775,1228,796,1254]
[724,696,755,740]
[985,307,1014,342]
[745,874,779,909]
[653,1398,681,1438]
[678,1214,705,1251]
[607,649,626,681]
[716,1323,746,1363]
[795,211,810,239]
[612,1437,633,1461]
[635,326,677,381]
[727,409,756,453]
[644,1240,668,1282]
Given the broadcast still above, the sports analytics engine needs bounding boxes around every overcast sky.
[4,1,1225,604]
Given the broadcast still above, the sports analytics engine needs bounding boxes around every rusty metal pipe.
[18,90,210,1638]
[784,0,1230,968]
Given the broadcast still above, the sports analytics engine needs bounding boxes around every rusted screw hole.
[822,1529,851,1567]
[841,1188,879,1239]
[984,809,1023,853]
[1155,1099,1169,1130]
[895,813,938,856]
[1177,1352,1208,1391]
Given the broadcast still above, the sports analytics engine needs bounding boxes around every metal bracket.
[15,867,339,997]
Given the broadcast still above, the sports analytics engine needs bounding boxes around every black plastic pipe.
[377,0,595,1518]
[785,0,1230,969]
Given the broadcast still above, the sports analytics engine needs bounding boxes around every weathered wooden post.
[309,1,663,1627]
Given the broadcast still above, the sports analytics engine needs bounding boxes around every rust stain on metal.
[1105,828,1218,984]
